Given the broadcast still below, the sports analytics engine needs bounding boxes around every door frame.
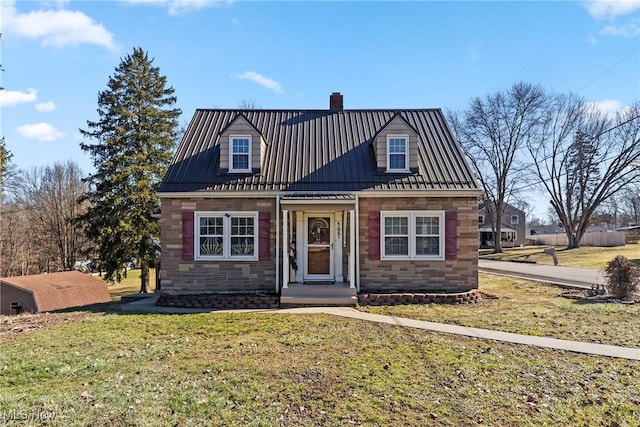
[303,213,335,281]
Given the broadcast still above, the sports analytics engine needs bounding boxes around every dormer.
[372,114,420,173]
[218,114,266,173]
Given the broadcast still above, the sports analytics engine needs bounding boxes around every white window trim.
[386,135,410,173]
[381,210,445,260]
[195,211,258,261]
[478,215,485,224]
[510,215,519,225]
[229,135,252,173]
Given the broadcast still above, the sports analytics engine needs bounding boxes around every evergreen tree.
[80,48,181,292]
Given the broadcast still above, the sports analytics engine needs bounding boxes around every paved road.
[478,259,605,289]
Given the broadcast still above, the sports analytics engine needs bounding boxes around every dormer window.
[387,135,409,172]
[230,135,251,173]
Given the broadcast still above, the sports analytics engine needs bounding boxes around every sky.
[1,0,639,220]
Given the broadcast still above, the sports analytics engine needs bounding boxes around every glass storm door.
[305,216,333,279]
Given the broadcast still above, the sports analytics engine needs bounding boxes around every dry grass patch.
[1,312,639,426]
[361,273,640,348]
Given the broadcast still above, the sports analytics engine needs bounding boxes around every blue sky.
[1,0,639,218]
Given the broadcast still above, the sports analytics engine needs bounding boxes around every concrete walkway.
[479,259,605,288]
[120,295,640,361]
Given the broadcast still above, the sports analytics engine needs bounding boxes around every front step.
[280,284,357,307]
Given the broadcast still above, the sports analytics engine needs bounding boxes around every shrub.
[604,255,640,300]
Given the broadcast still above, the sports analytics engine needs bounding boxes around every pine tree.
[80,48,181,292]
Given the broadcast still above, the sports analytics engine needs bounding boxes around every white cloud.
[16,122,65,141]
[124,0,232,16]
[235,71,283,94]
[0,88,37,107]
[585,0,640,20]
[590,99,623,116]
[1,0,117,51]
[35,101,56,112]
[599,20,640,37]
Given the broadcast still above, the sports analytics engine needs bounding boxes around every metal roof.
[159,109,481,194]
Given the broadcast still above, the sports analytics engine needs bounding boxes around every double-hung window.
[196,212,257,260]
[381,211,444,260]
[510,215,519,225]
[387,135,409,172]
[230,135,251,173]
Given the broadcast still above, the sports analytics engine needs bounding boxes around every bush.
[604,255,640,300]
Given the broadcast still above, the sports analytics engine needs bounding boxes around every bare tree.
[448,82,547,252]
[238,99,261,109]
[527,97,640,248]
[619,182,640,225]
[14,161,90,272]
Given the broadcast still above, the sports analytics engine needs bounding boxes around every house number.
[336,221,342,240]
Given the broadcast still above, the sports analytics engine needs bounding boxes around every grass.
[362,273,640,348]
[1,310,639,426]
[479,243,640,269]
[103,269,157,300]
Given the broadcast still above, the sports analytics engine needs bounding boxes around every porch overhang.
[280,194,356,210]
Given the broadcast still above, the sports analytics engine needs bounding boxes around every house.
[158,93,482,306]
[0,271,112,315]
[478,201,526,248]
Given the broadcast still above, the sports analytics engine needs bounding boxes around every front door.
[304,215,333,280]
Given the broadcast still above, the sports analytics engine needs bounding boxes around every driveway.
[478,259,605,288]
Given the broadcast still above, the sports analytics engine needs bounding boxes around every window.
[230,135,251,172]
[511,215,519,225]
[196,212,257,260]
[387,135,409,172]
[381,211,444,260]
[478,215,485,224]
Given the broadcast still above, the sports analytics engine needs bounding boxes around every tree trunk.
[139,261,149,294]
[566,232,580,249]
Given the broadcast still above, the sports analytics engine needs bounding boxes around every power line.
[576,46,640,94]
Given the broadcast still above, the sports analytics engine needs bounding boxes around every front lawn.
[479,243,640,269]
[361,273,640,348]
[1,311,639,426]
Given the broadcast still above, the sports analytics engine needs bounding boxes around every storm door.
[304,215,334,280]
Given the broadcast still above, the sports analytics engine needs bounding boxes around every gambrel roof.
[159,109,480,194]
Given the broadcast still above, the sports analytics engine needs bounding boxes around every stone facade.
[160,197,276,292]
[358,197,478,293]
[160,195,478,294]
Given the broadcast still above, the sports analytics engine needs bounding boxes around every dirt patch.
[0,312,102,343]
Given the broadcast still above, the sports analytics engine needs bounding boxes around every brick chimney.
[329,92,343,111]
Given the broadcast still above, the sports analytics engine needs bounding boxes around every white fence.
[531,231,626,247]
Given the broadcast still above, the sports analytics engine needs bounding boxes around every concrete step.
[280,285,357,307]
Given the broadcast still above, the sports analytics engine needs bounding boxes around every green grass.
[1,311,639,426]
[104,269,157,300]
[480,243,640,269]
[362,273,640,348]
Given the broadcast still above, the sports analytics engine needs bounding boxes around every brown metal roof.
[0,271,112,312]
[159,109,480,193]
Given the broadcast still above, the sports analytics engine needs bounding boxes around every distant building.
[478,202,526,248]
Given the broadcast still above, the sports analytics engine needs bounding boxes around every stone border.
[358,289,482,306]
[156,293,279,310]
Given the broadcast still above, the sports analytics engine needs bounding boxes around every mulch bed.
[561,290,640,304]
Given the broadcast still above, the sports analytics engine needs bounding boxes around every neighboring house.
[158,93,482,304]
[0,271,112,315]
[478,202,526,248]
